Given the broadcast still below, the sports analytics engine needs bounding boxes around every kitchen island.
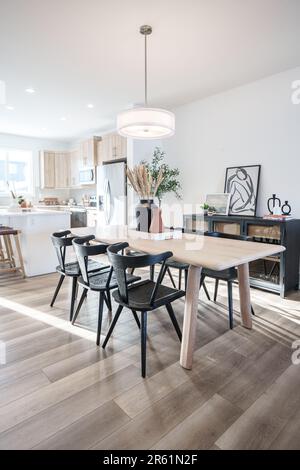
[0,209,70,276]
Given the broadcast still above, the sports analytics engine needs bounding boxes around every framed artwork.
[224,165,261,216]
[205,193,231,215]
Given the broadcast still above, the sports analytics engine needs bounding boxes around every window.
[0,148,33,196]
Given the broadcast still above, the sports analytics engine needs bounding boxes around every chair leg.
[106,290,112,312]
[50,274,64,307]
[227,281,234,329]
[214,279,219,302]
[96,292,105,346]
[150,265,155,281]
[103,290,112,312]
[102,305,124,348]
[141,311,147,378]
[167,267,177,289]
[178,269,182,290]
[200,275,211,301]
[72,288,87,324]
[251,305,255,316]
[165,303,182,341]
[69,277,77,322]
[131,309,141,329]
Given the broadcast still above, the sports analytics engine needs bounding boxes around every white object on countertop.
[0,211,71,276]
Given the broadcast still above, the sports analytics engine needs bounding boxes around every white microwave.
[79,167,95,185]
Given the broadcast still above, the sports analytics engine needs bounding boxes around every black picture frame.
[224,164,261,217]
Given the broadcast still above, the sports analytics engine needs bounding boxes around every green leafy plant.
[142,147,181,206]
[200,203,216,212]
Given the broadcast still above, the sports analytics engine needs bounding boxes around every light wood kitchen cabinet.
[54,152,70,188]
[100,133,127,162]
[40,151,56,189]
[79,137,101,168]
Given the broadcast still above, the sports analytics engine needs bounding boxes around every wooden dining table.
[74,225,285,370]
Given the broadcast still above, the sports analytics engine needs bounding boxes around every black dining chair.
[102,242,185,377]
[201,231,255,329]
[50,231,107,321]
[72,237,141,345]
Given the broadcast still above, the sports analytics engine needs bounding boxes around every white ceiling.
[0,0,300,141]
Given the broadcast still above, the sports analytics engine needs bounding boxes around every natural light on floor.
[0,296,97,341]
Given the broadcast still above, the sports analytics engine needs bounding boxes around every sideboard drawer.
[247,224,280,240]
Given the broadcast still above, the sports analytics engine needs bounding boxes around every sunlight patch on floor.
[0,296,96,342]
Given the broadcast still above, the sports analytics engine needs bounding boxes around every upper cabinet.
[55,152,70,189]
[79,137,101,168]
[40,150,70,189]
[99,133,127,163]
[40,135,126,189]
[40,151,56,189]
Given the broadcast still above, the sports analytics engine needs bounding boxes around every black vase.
[135,199,157,232]
[267,194,281,215]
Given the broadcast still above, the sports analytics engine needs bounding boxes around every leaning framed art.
[224,165,261,216]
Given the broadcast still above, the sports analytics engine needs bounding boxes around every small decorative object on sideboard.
[224,165,261,216]
[281,200,291,216]
[266,194,292,219]
[205,193,231,216]
[267,194,281,215]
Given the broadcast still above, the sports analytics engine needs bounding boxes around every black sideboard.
[183,214,300,297]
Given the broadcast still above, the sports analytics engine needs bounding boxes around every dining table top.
[73,225,285,271]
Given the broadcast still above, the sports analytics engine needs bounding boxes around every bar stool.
[0,226,25,277]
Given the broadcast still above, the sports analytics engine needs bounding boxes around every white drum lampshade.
[117,107,175,139]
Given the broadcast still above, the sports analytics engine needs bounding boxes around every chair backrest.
[72,236,108,285]
[204,231,251,241]
[107,242,173,304]
[51,230,75,271]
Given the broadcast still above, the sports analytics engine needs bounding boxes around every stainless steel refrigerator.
[97,160,127,226]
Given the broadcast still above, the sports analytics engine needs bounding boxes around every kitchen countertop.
[0,209,70,216]
[36,205,97,211]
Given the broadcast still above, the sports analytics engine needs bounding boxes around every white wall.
[0,132,70,204]
[161,66,300,217]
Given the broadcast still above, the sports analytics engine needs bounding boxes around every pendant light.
[117,25,175,140]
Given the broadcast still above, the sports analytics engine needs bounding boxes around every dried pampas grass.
[127,164,164,199]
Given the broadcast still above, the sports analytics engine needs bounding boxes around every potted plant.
[142,147,181,207]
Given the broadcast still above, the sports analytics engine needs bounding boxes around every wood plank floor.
[0,268,299,450]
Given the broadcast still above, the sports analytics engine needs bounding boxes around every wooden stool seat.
[0,226,25,278]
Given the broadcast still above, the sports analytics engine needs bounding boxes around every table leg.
[237,263,252,329]
[180,265,202,369]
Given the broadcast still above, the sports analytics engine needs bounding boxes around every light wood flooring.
[0,268,300,450]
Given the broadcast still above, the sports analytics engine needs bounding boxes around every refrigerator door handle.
[104,178,112,224]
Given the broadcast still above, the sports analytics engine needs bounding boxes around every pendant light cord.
[144,33,148,106]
